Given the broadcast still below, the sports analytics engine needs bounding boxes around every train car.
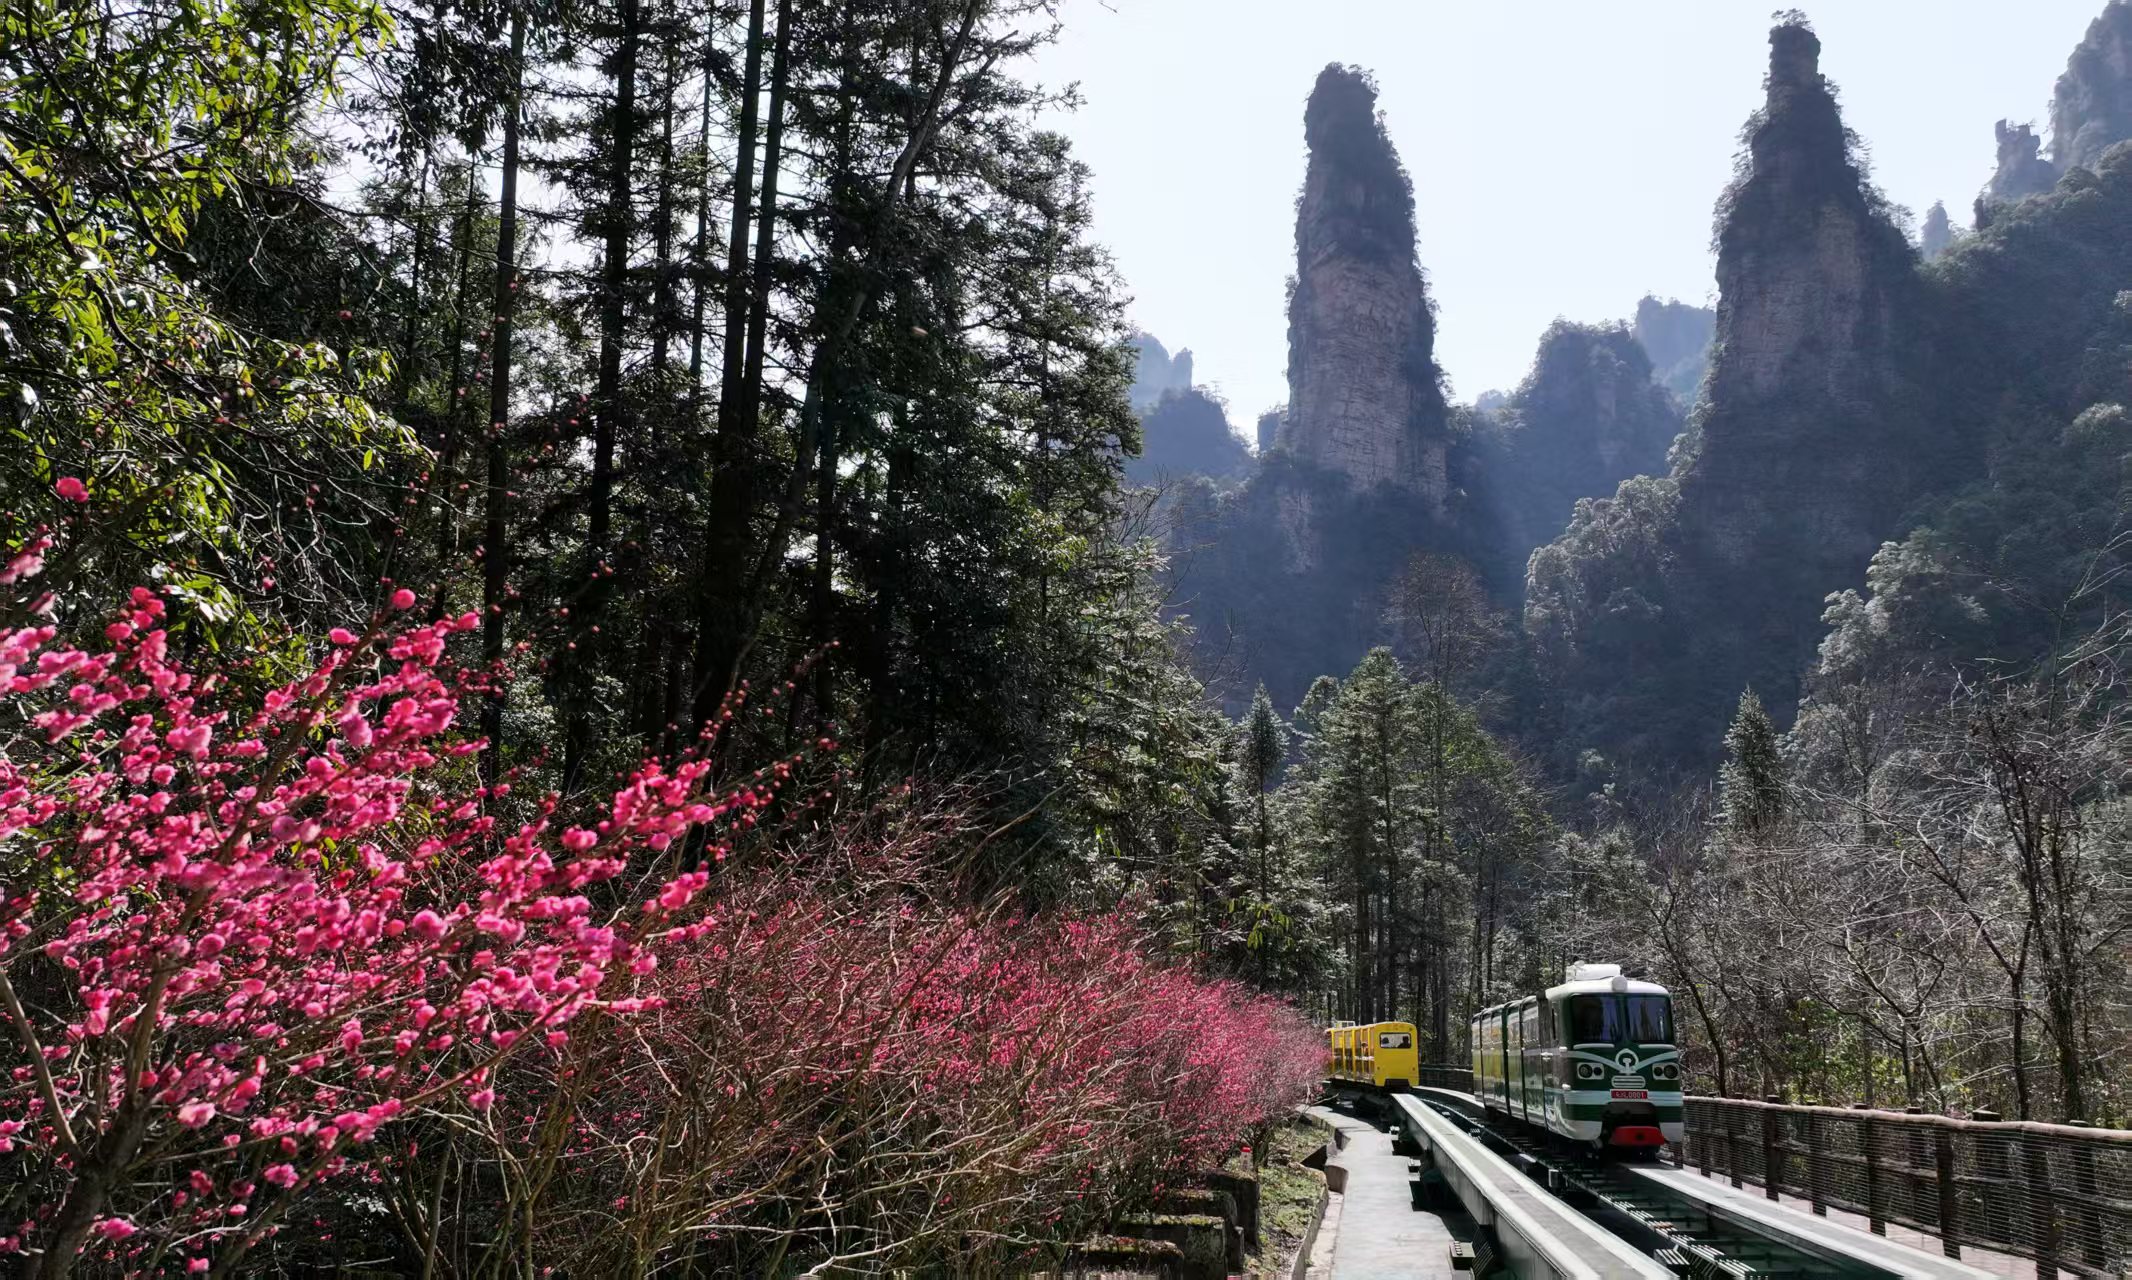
[1470,963,1682,1153]
[1326,1020,1420,1091]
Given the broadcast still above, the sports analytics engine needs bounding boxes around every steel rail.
[1404,1087,1996,1280]
[1391,1091,1675,1280]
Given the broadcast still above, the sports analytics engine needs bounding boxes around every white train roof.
[1473,963,1672,1017]
[1544,975,1673,1000]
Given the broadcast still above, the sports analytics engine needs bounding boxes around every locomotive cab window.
[1378,1031,1411,1049]
[1566,994,1674,1043]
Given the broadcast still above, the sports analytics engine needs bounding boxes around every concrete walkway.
[1304,1105,1466,1280]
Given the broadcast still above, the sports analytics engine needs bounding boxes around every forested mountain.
[1630,295,1715,405]
[1155,7,2132,1122]
[1475,321,1684,583]
[1121,331,1253,487]
[1527,14,2132,779]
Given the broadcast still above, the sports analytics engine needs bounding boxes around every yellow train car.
[1326,1020,1420,1091]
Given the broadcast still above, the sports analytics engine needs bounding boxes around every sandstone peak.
[2052,0,2132,172]
[1766,19,1821,101]
[1283,62,1448,505]
[1985,120,2059,209]
[1920,200,1954,260]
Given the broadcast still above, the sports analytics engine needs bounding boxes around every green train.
[1469,963,1683,1153]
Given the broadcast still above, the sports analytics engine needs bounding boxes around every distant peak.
[1768,18,1822,95]
[1305,63,1379,141]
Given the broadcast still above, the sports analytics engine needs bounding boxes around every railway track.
[1380,1090,1992,1280]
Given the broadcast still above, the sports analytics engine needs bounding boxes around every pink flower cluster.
[0,586,774,1275]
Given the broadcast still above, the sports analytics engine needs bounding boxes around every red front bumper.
[1609,1125,1667,1148]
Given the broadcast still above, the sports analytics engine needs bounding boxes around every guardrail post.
[2066,1121,2105,1269]
[1726,1103,1743,1190]
[1694,1099,1713,1178]
[1904,1107,1928,1237]
[1933,1127,1960,1259]
[1972,1110,2010,1250]
[1806,1111,1826,1216]
[2021,1131,2059,1280]
[1761,1096,1783,1201]
[1854,1105,1886,1236]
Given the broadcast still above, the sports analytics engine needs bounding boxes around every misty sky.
[1029,0,2108,433]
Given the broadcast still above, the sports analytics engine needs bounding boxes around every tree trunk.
[479,11,526,791]
[563,0,642,793]
[688,0,768,727]
[432,157,482,598]
[697,0,982,724]
[393,156,432,412]
[651,8,678,378]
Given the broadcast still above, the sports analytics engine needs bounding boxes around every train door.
[1540,998,1560,1131]
[1520,1003,1542,1119]
[1485,1011,1503,1109]
[1506,1003,1524,1122]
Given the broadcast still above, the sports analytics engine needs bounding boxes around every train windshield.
[1566,995,1672,1044]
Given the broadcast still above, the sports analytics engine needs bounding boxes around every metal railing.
[1412,1064,1474,1092]
[1682,1096,2132,1279]
[1406,1065,2132,1277]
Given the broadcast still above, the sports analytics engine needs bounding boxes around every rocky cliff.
[2052,0,2132,171]
[1630,296,1714,406]
[1919,200,1954,259]
[1281,64,1450,510]
[1483,322,1682,573]
[1983,120,2060,212]
[1125,385,1253,488]
[1975,1,2132,224]
[1255,407,1282,455]
[1128,331,1195,410]
[1680,20,1924,572]
[1526,17,1933,770]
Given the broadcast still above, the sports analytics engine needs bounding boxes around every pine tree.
[1240,683,1289,980]
[1719,687,1787,836]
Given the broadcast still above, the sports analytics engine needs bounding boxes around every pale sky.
[1029,0,2109,431]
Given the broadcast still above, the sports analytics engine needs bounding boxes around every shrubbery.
[0,578,1323,1275]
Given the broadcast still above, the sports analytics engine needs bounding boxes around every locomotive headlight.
[1576,1062,1604,1081]
[1651,1062,1679,1082]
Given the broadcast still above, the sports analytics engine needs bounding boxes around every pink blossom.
[55,476,88,502]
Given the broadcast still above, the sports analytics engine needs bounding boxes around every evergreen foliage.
[1718,689,1786,835]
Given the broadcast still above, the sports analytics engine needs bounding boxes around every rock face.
[1630,296,1714,406]
[1974,2,2132,224]
[1919,200,1954,259]
[1485,322,1682,569]
[1680,18,1925,593]
[1281,64,1449,510]
[1525,18,1933,770]
[1983,120,2060,213]
[2052,0,2132,172]
[1126,386,1253,488]
[1128,332,1194,411]
[1254,407,1281,455]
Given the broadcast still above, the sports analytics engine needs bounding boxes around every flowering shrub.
[0,585,765,1276]
[500,831,1328,1274]
[0,584,1324,1276]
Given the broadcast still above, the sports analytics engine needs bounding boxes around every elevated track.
[1324,1083,2002,1280]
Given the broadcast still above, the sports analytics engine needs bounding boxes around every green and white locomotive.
[1469,963,1683,1153]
